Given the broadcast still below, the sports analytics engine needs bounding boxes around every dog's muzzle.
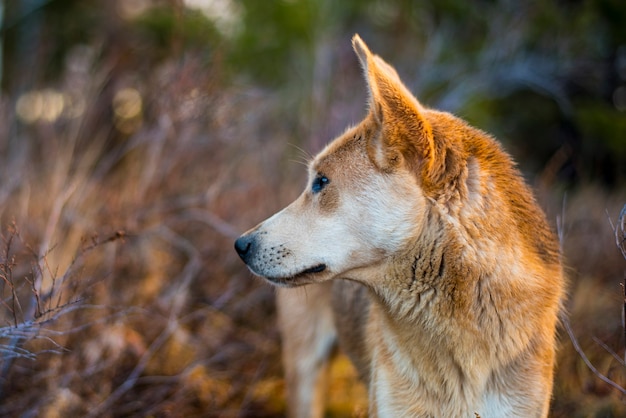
[234,232,327,285]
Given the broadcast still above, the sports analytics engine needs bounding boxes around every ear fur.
[352,34,435,178]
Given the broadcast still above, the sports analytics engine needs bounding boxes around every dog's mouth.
[266,263,327,286]
[300,264,327,275]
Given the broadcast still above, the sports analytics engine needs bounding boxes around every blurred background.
[0,0,625,416]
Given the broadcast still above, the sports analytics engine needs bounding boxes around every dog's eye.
[311,175,329,194]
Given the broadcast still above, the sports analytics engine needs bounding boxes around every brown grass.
[0,51,295,416]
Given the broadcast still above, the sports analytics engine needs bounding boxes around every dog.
[235,35,565,418]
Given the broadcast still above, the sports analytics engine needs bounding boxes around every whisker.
[287,143,313,164]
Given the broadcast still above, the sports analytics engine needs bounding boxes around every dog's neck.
[368,205,474,320]
[360,194,559,414]
[361,206,497,414]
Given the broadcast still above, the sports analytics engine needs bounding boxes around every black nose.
[234,235,253,262]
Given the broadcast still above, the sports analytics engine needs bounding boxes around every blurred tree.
[0,0,624,184]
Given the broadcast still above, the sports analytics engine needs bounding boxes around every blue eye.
[311,175,329,194]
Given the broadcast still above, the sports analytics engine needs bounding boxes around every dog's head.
[235,35,460,287]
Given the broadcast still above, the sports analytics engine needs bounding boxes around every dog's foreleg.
[276,284,337,418]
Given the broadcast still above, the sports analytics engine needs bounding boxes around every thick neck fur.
[371,206,467,322]
[361,126,563,415]
[364,208,487,415]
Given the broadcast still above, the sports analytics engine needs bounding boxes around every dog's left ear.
[352,34,435,178]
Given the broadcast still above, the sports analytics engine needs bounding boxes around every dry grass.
[0,50,296,416]
[549,189,626,417]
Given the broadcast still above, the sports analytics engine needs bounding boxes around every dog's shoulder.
[424,109,561,268]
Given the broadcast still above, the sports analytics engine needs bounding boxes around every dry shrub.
[0,45,298,417]
[551,189,626,417]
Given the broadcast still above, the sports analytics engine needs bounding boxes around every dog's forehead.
[310,130,370,176]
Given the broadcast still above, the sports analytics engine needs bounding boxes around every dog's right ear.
[352,34,436,179]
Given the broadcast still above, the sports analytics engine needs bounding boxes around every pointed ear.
[352,34,435,176]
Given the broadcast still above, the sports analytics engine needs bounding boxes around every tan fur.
[235,34,565,417]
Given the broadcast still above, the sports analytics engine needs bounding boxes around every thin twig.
[181,208,240,239]
[623,279,626,365]
[609,204,626,364]
[86,318,179,418]
[615,205,626,362]
[0,227,18,327]
[563,315,626,396]
[613,205,626,259]
[592,336,626,367]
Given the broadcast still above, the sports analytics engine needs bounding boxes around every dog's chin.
[262,264,328,287]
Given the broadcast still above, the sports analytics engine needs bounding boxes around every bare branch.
[614,205,626,260]
[563,315,626,396]
[86,318,179,418]
[609,204,626,365]
[592,336,626,368]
